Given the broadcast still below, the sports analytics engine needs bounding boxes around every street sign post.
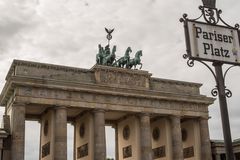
[180,2,240,160]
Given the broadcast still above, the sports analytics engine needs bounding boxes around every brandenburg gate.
[0,59,214,160]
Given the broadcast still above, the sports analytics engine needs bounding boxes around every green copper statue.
[126,50,143,69]
[96,44,116,66]
[96,44,104,64]
[96,28,143,69]
[102,45,116,66]
[113,47,132,68]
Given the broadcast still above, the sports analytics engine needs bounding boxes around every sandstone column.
[10,103,25,160]
[200,117,212,160]
[54,107,67,160]
[93,109,106,160]
[140,113,152,160]
[170,116,183,160]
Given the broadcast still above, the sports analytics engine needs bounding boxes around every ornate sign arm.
[183,54,220,97]
[223,65,238,82]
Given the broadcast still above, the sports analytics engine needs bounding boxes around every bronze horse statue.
[113,47,132,68]
[126,50,143,69]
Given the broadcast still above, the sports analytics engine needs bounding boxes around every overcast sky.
[1,0,240,159]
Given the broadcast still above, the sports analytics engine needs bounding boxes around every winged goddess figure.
[105,28,114,45]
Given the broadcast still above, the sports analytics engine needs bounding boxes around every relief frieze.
[18,86,208,113]
[95,68,150,88]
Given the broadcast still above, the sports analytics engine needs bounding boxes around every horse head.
[135,50,142,57]
[125,47,132,55]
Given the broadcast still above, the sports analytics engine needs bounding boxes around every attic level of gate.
[0,59,214,120]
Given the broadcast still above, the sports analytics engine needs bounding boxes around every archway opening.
[25,121,40,160]
[106,126,115,160]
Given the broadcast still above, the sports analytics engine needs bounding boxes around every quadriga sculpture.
[96,45,143,69]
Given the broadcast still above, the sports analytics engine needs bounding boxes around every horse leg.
[139,63,142,69]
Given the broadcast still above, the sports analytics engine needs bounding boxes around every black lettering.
[223,35,229,42]
[210,44,214,55]
[209,33,214,40]
[225,50,230,57]
[203,43,210,54]
[228,36,233,43]
[203,32,209,39]
[214,48,220,56]
[217,34,223,42]
[195,27,202,38]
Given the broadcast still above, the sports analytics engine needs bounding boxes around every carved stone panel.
[183,146,194,158]
[77,143,88,158]
[123,145,132,158]
[93,65,151,89]
[152,146,166,159]
[42,142,50,158]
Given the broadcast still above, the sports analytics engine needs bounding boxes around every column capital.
[53,106,67,110]
[139,112,151,117]
[12,102,26,107]
[169,115,182,121]
[92,108,105,113]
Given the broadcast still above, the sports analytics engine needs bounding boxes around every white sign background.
[187,21,240,65]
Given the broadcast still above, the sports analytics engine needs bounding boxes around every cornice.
[151,77,202,87]
[5,59,91,81]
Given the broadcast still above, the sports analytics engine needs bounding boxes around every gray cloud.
[0,0,240,159]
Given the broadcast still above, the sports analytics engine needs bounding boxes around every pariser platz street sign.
[181,2,240,160]
[185,20,240,65]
